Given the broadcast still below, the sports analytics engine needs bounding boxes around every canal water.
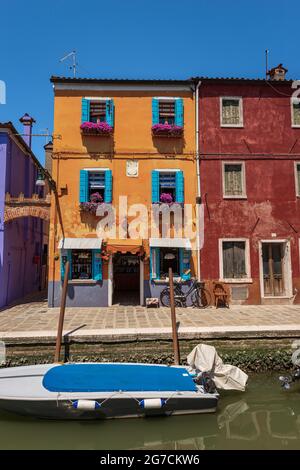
[0,373,299,450]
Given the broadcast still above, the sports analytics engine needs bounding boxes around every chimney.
[44,140,53,175]
[267,63,288,81]
[19,113,36,148]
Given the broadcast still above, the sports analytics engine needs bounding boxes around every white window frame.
[222,161,247,199]
[294,162,300,197]
[291,97,300,128]
[219,238,252,283]
[220,96,243,128]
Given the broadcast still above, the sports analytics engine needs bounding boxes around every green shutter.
[150,247,160,280]
[175,98,183,126]
[104,169,112,203]
[175,171,184,203]
[152,170,160,203]
[81,98,90,123]
[180,249,191,280]
[106,99,114,127]
[60,250,72,281]
[152,98,159,125]
[79,170,89,203]
[92,249,103,281]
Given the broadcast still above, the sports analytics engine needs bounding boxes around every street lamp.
[35,169,46,187]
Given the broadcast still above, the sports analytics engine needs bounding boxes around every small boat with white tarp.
[0,345,247,420]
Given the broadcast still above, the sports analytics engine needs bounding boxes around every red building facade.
[198,74,300,304]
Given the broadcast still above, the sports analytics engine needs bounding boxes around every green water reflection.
[0,374,299,450]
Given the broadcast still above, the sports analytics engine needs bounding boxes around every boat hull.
[0,363,219,420]
[0,396,218,420]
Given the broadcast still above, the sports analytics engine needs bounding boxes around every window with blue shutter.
[175,98,184,127]
[81,98,90,123]
[92,249,103,281]
[152,98,159,125]
[175,171,184,203]
[152,170,160,203]
[106,99,114,127]
[104,169,112,203]
[80,169,112,204]
[61,250,72,281]
[79,170,89,203]
[179,249,191,280]
[150,247,160,280]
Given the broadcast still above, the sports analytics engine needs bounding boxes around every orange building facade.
[48,77,198,307]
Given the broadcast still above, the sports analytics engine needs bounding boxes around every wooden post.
[54,261,69,363]
[169,267,180,365]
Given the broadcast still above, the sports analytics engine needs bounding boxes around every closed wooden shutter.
[297,164,300,195]
[224,164,243,196]
[223,241,246,278]
[293,102,300,126]
[222,99,240,125]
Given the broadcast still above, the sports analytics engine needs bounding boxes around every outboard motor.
[279,348,300,390]
[193,371,217,394]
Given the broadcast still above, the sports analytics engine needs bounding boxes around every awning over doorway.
[106,239,144,255]
[58,238,103,249]
[149,238,192,249]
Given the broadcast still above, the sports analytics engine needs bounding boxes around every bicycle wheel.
[160,287,183,307]
[192,287,211,308]
[160,288,171,307]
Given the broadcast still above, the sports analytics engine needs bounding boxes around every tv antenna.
[60,50,77,77]
[265,49,270,79]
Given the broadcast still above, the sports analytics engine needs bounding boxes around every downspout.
[195,80,202,281]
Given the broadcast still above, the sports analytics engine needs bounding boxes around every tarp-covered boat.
[0,362,219,420]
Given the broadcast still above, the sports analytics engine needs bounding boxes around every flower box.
[80,122,113,136]
[152,124,183,138]
[80,192,104,214]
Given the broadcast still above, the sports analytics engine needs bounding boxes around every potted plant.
[80,122,113,136]
[160,193,174,204]
[152,123,183,138]
[80,192,103,214]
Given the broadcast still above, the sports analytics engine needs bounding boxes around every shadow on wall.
[152,136,186,154]
[81,135,115,155]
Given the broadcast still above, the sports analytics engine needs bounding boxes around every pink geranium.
[80,122,113,135]
[160,192,173,204]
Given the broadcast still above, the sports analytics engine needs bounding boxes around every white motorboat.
[0,362,219,420]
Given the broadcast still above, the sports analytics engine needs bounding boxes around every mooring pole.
[54,261,69,363]
[169,267,180,365]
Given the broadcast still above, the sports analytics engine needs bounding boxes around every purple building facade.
[0,116,49,307]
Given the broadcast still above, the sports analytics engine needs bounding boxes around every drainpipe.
[195,80,202,281]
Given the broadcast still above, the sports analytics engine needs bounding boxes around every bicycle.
[160,274,211,308]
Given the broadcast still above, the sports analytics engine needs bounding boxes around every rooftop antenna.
[265,49,269,79]
[59,50,77,78]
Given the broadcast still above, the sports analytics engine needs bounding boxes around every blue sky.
[0,0,299,163]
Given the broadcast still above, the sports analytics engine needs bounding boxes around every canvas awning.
[149,238,192,249]
[58,238,103,249]
[106,239,144,255]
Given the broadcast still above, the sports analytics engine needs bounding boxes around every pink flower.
[80,122,113,135]
[160,193,173,204]
[152,124,183,137]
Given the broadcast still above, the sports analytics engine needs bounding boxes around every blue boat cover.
[42,363,197,393]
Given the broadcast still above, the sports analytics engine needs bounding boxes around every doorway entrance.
[112,253,140,305]
[261,242,286,297]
